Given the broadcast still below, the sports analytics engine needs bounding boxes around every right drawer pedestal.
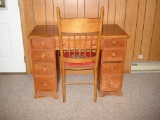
[99,38,127,97]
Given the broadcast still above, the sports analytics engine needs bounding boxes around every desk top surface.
[28,24,129,39]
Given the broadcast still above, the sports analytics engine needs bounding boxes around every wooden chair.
[56,6,104,102]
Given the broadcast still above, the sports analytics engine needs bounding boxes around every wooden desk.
[28,24,129,98]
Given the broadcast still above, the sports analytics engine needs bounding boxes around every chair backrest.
[57,6,104,69]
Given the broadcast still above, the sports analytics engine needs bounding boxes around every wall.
[19,0,160,73]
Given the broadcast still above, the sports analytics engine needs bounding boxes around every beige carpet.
[0,73,160,120]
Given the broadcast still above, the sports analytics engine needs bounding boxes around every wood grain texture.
[108,0,116,24]
[57,7,104,102]
[85,0,99,18]
[124,0,139,72]
[149,0,160,61]
[28,25,129,39]
[53,0,64,24]
[33,0,46,25]
[20,0,35,74]
[133,0,146,61]
[99,0,108,24]
[64,0,77,18]
[45,0,54,25]
[19,0,159,73]
[115,0,126,29]
[22,0,35,36]
[140,0,156,61]
[78,0,84,17]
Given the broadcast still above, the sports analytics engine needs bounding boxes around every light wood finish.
[34,76,56,91]
[32,0,46,25]
[45,0,54,25]
[99,30,127,97]
[99,0,108,24]
[19,0,30,73]
[19,0,35,74]
[149,0,160,60]
[85,0,99,18]
[98,91,122,97]
[133,0,147,61]
[57,6,104,102]
[78,0,84,18]
[29,37,58,98]
[102,50,124,62]
[64,0,77,18]
[20,0,159,74]
[115,0,126,29]
[140,0,156,61]
[124,0,139,72]
[28,24,129,100]
[101,63,123,74]
[100,75,122,91]
[28,24,129,39]
[108,0,116,24]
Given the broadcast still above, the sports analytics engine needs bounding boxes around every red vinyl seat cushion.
[64,52,95,66]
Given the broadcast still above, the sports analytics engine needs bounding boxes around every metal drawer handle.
[41,54,46,59]
[40,42,45,46]
[111,53,116,58]
[112,41,117,46]
[42,68,46,72]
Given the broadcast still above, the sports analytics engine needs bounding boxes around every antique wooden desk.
[28,24,129,98]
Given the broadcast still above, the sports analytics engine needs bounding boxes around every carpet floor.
[0,73,160,120]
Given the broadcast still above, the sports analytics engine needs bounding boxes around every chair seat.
[64,52,95,67]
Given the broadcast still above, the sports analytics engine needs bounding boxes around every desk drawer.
[35,76,56,91]
[102,39,126,49]
[102,50,124,62]
[61,39,97,50]
[31,38,54,49]
[100,75,122,91]
[33,62,56,75]
[32,50,55,61]
[101,63,123,74]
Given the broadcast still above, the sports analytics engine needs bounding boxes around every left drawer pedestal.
[29,38,58,99]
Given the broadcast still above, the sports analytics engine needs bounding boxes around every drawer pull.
[44,83,48,86]
[41,54,46,59]
[112,41,117,46]
[42,68,46,72]
[111,53,116,58]
[92,41,96,46]
[110,81,114,85]
[40,42,45,46]
[63,42,65,46]
[110,67,114,71]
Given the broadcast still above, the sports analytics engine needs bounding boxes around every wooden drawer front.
[101,63,123,74]
[32,50,55,61]
[100,75,122,91]
[35,76,56,91]
[61,39,98,50]
[102,50,124,61]
[31,38,54,49]
[34,63,55,75]
[103,39,126,49]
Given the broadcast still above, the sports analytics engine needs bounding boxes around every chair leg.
[94,68,98,102]
[62,69,66,102]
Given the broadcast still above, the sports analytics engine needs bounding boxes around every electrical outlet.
[138,54,143,59]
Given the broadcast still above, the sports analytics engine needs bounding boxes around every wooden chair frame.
[57,6,104,102]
